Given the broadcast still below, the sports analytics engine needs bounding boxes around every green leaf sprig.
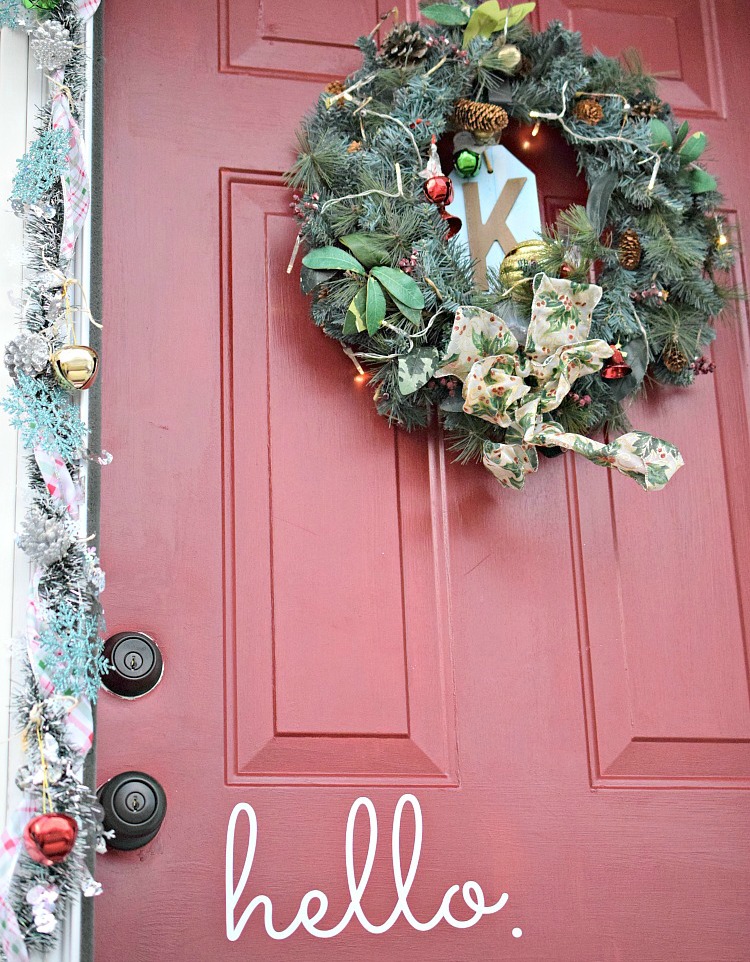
[302,236,426,336]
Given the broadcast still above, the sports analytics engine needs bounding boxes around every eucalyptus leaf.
[302,246,365,274]
[649,118,673,149]
[689,167,717,194]
[370,267,425,309]
[344,286,367,334]
[420,2,469,25]
[300,265,335,294]
[397,346,440,396]
[586,168,618,235]
[605,335,649,402]
[679,131,707,164]
[365,276,387,335]
[341,232,391,268]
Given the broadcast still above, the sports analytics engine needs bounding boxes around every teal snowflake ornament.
[10,127,69,205]
[2,372,86,459]
[37,599,107,702]
[0,0,23,28]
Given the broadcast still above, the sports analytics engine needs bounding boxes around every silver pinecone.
[4,331,49,381]
[30,21,75,71]
[17,505,73,566]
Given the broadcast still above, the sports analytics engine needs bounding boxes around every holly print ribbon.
[436,274,683,491]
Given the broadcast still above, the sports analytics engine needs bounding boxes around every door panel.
[220,169,457,784]
[97,1,750,959]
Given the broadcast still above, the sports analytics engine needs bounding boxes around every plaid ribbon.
[34,448,83,520]
[50,78,90,265]
[77,0,101,22]
[0,550,95,959]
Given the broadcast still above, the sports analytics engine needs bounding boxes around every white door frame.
[0,15,97,962]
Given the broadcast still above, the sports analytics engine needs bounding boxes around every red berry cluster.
[425,34,470,62]
[691,355,716,375]
[399,250,419,274]
[291,192,320,224]
[569,392,592,407]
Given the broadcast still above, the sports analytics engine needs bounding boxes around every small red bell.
[438,206,462,239]
[601,346,632,380]
[424,174,454,206]
[23,813,78,866]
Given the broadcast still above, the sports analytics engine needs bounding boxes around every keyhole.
[125,651,144,672]
[125,791,145,812]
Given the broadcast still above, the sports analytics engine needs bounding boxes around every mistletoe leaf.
[397,346,440,396]
[673,120,690,150]
[689,167,717,194]
[344,286,367,334]
[302,246,365,274]
[341,232,391,268]
[463,1,535,46]
[370,267,425,309]
[679,131,707,164]
[365,276,387,334]
[391,297,424,324]
[420,3,469,25]
[649,118,673,149]
[586,168,618,235]
[300,265,335,294]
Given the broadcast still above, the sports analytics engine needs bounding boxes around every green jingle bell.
[453,149,482,179]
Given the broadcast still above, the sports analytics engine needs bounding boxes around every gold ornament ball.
[499,240,548,291]
[51,345,99,391]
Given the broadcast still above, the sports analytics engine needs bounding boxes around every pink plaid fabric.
[77,0,101,22]
[50,81,90,265]
[0,800,39,962]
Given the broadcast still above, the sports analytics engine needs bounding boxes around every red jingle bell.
[424,175,454,207]
[601,346,632,380]
[438,206,462,239]
[23,813,78,866]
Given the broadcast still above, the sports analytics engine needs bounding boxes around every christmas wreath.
[287,1,735,491]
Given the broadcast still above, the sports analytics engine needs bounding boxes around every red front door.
[97,1,750,959]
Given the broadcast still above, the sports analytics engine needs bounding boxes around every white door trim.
[0,14,97,962]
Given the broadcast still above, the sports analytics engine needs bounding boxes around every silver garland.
[0,1,106,957]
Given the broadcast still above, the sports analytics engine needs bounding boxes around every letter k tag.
[463,177,526,288]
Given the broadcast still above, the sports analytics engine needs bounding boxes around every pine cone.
[574,97,604,126]
[453,99,509,137]
[30,21,75,71]
[662,343,689,373]
[323,80,346,108]
[380,23,429,67]
[347,140,363,153]
[4,331,49,381]
[17,505,72,566]
[629,96,664,119]
[618,228,642,270]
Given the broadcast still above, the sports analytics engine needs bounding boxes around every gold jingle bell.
[50,345,99,391]
[499,239,548,293]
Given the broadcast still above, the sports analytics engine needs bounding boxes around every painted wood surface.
[96,2,750,959]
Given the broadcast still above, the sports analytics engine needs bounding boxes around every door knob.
[97,772,167,851]
[102,631,163,698]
